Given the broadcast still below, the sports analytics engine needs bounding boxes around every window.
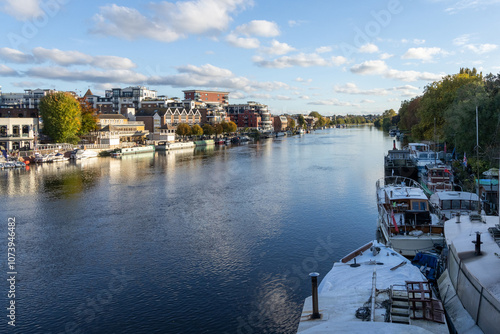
[12,126,19,136]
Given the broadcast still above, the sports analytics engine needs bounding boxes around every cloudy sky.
[0,0,499,115]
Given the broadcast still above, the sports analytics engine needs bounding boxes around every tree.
[412,69,482,140]
[214,124,223,137]
[176,123,191,139]
[39,92,81,143]
[288,118,296,129]
[202,124,214,136]
[191,124,203,137]
[78,99,98,136]
[227,121,237,133]
[298,115,306,128]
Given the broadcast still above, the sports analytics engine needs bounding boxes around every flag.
[444,168,452,175]
[391,209,399,233]
[463,152,467,167]
[444,142,447,154]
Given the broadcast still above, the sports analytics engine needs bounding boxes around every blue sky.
[0,0,499,116]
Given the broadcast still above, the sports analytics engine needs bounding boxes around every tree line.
[377,67,500,171]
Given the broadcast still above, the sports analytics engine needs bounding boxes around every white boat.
[407,143,442,174]
[429,191,481,220]
[297,241,447,333]
[376,176,444,257]
[3,161,16,168]
[437,213,500,334]
[51,153,69,162]
[70,149,98,160]
[155,142,195,151]
[111,145,154,157]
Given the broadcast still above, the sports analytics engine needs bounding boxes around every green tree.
[298,115,306,128]
[39,92,81,143]
[288,118,296,129]
[202,124,214,136]
[176,123,191,139]
[412,69,482,140]
[191,124,203,137]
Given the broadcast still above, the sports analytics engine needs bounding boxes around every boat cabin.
[429,191,481,219]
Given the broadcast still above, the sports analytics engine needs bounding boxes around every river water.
[1,126,395,333]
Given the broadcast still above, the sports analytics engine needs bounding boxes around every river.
[1,126,396,333]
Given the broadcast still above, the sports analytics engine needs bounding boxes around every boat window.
[471,201,479,211]
[461,201,470,210]
[411,201,427,211]
[420,153,428,159]
[442,200,452,210]
[452,200,460,209]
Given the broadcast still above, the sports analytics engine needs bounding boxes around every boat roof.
[297,241,446,333]
[430,191,479,202]
[384,185,428,201]
[444,215,500,302]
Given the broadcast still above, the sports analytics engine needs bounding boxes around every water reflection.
[0,127,397,333]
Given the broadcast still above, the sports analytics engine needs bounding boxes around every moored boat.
[376,176,444,257]
[70,149,98,160]
[420,164,454,195]
[429,191,481,220]
[297,240,447,333]
[384,148,419,182]
[111,145,155,157]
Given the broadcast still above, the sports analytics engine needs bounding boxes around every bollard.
[456,212,461,223]
[309,272,321,319]
[472,232,483,256]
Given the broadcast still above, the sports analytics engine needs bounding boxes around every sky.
[0,0,499,116]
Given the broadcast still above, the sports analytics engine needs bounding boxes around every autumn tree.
[202,124,214,136]
[78,99,98,136]
[227,121,237,133]
[191,124,203,138]
[176,123,191,139]
[39,92,81,144]
[288,118,296,129]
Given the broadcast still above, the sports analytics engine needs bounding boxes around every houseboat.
[376,176,444,257]
[297,240,447,333]
[429,191,481,220]
[384,148,419,182]
[111,145,155,157]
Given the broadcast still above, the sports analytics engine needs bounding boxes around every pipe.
[309,272,321,319]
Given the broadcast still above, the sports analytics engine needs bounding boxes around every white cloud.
[453,34,471,46]
[359,43,379,53]
[350,60,388,75]
[0,64,19,76]
[402,47,447,61]
[360,99,375,104]
[380,53,393,60]
[262,40,295,55]
[234,20,279,37]
[334,83,389,95]
[445,0,500,14]
[226,33,260,49]
[0,0,43,21]
[148,63,289,92]
[0,47,34,63]
[308,98,357,107]
[253,53,347,68]
[413,39,426,45]
[288,20,306,27]
[26,66,147,83]
[350,60,443,82]
[31,47,136,69]
[464,43,498,54]
[316,46,332,54]
[295,77,312,83]
[91,0,252,42]
[299,95,310,100]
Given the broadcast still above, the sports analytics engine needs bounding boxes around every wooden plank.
[341,242,373,263]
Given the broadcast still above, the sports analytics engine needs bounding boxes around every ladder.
[390,285,410,324]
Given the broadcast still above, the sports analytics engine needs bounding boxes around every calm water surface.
[1,126,396,333]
